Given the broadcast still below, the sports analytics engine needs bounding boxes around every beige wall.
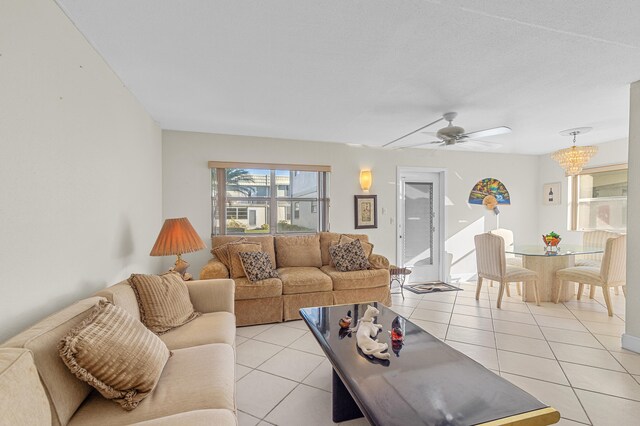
[0,0,162,341]
[162,130,540,280]
[536,138,629,245]
[623,81,640,351]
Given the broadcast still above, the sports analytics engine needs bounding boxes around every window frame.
[210,161,331,236]
[568,163,628,231]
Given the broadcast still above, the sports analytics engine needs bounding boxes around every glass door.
[397,170,442,283]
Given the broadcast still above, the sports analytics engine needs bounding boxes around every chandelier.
[551,127,598,176]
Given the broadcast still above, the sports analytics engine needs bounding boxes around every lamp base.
[170,255,193,281]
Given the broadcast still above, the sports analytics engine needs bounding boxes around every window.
[226,207,248,220]
[210,162,330,235]
[569,164,627,231]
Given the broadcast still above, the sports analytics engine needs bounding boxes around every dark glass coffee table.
[300,303,560,426]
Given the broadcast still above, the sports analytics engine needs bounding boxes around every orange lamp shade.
[359,170,372,191]
[150,217,206,256]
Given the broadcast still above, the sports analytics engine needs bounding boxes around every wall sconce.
[359,170,372,191]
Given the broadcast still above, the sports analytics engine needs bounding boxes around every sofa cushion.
[1,296,104,426]
[58,300,171,411]
[227,243,262,279]
[0,348,51,425]
[321,265,390,290]
[319,232,369,265]
[234,277,283,300]
[277,267,333,295]
[129,409,237,426]
[68,344,235,426]
[159,312,236,350]
[275,234,322,267]
[95,280,141,321]
[329,239,371,272]
[128,272,201,334]
[338,234,374,258]
[239,251,279,282]
[213,235,276,268]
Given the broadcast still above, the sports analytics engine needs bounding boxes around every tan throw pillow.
[275,234,322,267]
[227,243,262,278]
[329,239,371,272]
[58,300,170,411]
[239,251,280,282]
[338,234,374,258]
[128,272,200,334]
[211,238,248,267]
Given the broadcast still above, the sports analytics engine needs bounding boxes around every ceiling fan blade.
[400,140,445,149]
[383,116,445,147]
[459,126,511,140]
[455,139,502,150]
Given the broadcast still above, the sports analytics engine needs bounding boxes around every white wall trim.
[622,333,640,354]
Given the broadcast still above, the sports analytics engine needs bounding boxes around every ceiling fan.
[383,112,511,149]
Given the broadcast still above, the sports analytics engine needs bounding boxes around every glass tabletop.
[507,245,603,256]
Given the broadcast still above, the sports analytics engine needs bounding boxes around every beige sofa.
[200,232,391,326]
[1,278,237,426]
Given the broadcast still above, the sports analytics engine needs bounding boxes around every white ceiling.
[56,0,640,154]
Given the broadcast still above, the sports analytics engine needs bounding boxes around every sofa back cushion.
[1,296,105,426]
[0,348,51,425]
[319,232,370,266]
[95,280,141,322]
[275,234,322,268]
[212,235,276,268]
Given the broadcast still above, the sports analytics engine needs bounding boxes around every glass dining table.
[505,245,603,302]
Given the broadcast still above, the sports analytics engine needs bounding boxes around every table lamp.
[150,217,206,277]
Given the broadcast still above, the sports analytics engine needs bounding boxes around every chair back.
[489,228,515,258]
[582,230,620,261]
[601,235,626,285]
[474,233,506,281]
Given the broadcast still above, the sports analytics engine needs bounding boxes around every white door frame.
[396,166,447,281]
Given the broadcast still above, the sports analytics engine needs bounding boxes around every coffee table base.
[332,369,363,423]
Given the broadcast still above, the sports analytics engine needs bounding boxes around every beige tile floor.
[235,282,637,426]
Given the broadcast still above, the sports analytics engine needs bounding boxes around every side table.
[389,265,411,299]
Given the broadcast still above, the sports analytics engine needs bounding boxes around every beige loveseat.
[1,279,237,426]
[200,232,391,326]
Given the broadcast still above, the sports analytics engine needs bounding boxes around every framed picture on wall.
[354,195,378,229]
[543,182,561,205]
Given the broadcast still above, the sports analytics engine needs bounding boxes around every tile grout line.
[524,300,594,426]
[485,282,502,373]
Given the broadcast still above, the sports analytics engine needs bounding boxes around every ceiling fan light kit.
[552,127,598,176]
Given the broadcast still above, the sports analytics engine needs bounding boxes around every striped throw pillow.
[58,300,170,410]
[128,272,200,334]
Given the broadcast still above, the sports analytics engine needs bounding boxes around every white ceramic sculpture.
[351,305,390,360]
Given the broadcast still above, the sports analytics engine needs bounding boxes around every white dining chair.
[474,233,540,308]
[488,228,522,296]
[576,230,621,298]
[555,235,626,316]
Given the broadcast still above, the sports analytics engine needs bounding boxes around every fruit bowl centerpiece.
[542,232,561,253]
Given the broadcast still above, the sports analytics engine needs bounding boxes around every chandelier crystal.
[552,128,597,176]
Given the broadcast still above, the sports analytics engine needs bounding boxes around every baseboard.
[621,333,640,354]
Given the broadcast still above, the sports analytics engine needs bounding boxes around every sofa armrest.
[199,259,230,280]
[186,279,235,314]
[369,253,390,270]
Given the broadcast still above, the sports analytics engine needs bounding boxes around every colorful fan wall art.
[468,178,511,205]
